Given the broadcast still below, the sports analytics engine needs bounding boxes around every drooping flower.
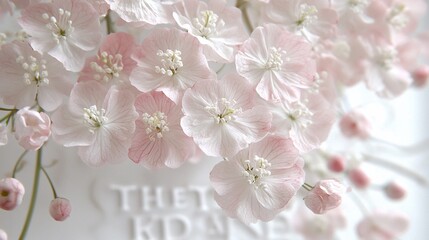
[210,135,305,224]
[236,23,316,102]
[0,40,74,112]
[128,91,196,169]
[51,81,138,166]
[0,178,25,211]
[172,0,248,62]
[181,73,271,157]
[130,27,214,104]
[106,0,170,25]
[19,0,102,71]
[49,197,71,221]
[357,210,409,240]
[0,123,7,146]
[304,179,347,214]
[14,107,51,151]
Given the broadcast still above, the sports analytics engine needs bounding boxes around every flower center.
[348,0,369,13]
[242,155,272,189]
[192,10,225,39]
[1,190,9,197]
[155,49,183,76]
[91,52,124,82]
[142,111,169,141]
[287,100,314,129]
[16,55,49,86]
[42,8,74,44]
[265,47,287,71]
[205,98,241,124]
[386,4,409,29]
[374,46,398,70]
[296,4,318,29]
[83,105,108,133]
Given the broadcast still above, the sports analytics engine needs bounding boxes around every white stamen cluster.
[242,155,272,189]
[287,100,314,129]
[91,52,124,82]
[16,55,49,86]
[296,4,318,29]
[205,98,241,124]
[83,105,108,133]
[386,4,409,29]
[348,0,370,13]
[142,111,169,141]
[155,49,183,76]
[42,8,74,44]
[374,46,398,70]
[192,10,225,38]
[265,47,287,71]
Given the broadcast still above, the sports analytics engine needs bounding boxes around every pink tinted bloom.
[106,0,170,24]
[130,28,214,104]
[304,179,347,214]
[172,0,248,62]
[357,210,409,240]
[49,197,71,221]
[19,0,102,71]
[412,65,429,87]
[15,107,51,150]
[0,123,7,146]
[348,168,370,189]
[128,92,196,169]
[339,110,371,139]
[181,73,271,157]
[0,178,25,211]
[51,81,138,166]
[210,136,305,224]
[385,181,406,200]
[79,32,137,87]
[0,40,74,112]
[328,155,346,173]
[0,228,6,240]
[236,24,316,102]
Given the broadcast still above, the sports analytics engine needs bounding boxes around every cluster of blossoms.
[0,0,428,239]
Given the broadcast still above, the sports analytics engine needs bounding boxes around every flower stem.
[302,182,314,191]
[0,107,16,111]
[236,0,254,33]
[19,147,43,240]
[12,150,29,178]
[41,166,58,199]
[105,10,114,34]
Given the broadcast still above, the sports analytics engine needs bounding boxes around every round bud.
[328,155,346,173]
[348,168,370,189]
[385,181,406,200]
[49,198,71,221]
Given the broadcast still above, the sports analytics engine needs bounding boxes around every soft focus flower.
[128,91,196,169]
[0,123,7,146]
[385,181,406,200]
[304,179,347,214]
[210,136,305,224]
[348,168,370,189]
[14,107,51,150]
[0,228,6,240]
[0,40,74,111]
[106,0,170,24]
[19,0,102,71]
[49,197,71,221]
[0,178,25,211]
[328,155,346,173]
[339,110,371,139]
[181,73,271,157]
[412,65,429,87]
[357,210,409,240]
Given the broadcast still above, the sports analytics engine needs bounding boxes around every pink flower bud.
[0,178,25,211]
[0,228,7,240]
[304,179,347,214]
[412,65,429,87]
[328,155,346,173]
[385,181,406,200]
[339,110,371,139]
[14,107,51,151]
[348,168,370,189]
[49,198,71,221]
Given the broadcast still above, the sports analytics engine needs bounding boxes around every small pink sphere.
[385,181,406,200]
[49,198,71,221]
[412,65,429,87]
[328,155,346,173]
[348,168,370,189]
[339,110,371,140]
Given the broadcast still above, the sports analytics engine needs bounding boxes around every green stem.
[41,166,58,199]
[0,107,16,111]
[19,148,43,240]
[302,182,314,191]
[235,0,253,33]
[0,110,15,123]
[12,150,29,178]
[105,10,114,34]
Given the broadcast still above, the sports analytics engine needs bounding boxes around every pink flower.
[328,155,346,173]
[412,65,429,87]
[357,210,409,240]
[128,91,196,169]
[0,178,25,211]
[106,0,170,25]
[18,0,102,71]
[51,81,138,166]
[348,168,370,189]
[181,73,271,157]
[0,40,74,112]
[384,181,406,200]
[210,136,305,224]
[130,28,214,104]
[0,228,7,240]
[304,179,347,214]
[236,24,316,102]
[339,109,371,139]
[14,107,51,150]
[0,123,7,146]
[49,197,71,221]
[172,0,248,62]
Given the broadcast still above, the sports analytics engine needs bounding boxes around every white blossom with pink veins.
[181,73,271,158]
[172,0,248,62]
[236,24,316,102]
[130,28,214,104]
[18,0,102,72]
[79,32,137,88]
[128,91,196,169]
[51,81,138,166]
[357,210,409,240]
[106,0,170,24]
[14,107,51,151]
[0,40,74,112]
[210,136,304,224]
